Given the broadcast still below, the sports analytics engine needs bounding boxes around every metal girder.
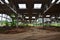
[0,0,58,23]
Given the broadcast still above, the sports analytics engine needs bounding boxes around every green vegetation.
[0,21,60,27]
[44,23,60,27]
[50,23,60,27]
[0,14,60,28]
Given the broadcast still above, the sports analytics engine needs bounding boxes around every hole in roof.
[25,17,29,19]
[5,0,9,4]
[51,17,55,19]
[18,4,26,9]
[46,15,50,17]
[32,17,35,19]
[56,0,60,4]
[51,0,56,3]
[0,0,4,4]
[34,4,42,9]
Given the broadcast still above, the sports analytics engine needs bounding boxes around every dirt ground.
[0,29,60,40]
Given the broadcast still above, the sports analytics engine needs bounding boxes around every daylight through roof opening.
[34,4,42,9]
[0,0,4,4]
[51,0,56,3]
[56,0,60,4]
[46,15,50,17]
[18,4,26,9]
[32,17,35,19]
[25,17,29,19]
[51,17,55,19]
[5,0,9,4]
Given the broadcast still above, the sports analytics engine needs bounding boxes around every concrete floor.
[0,30,60,40]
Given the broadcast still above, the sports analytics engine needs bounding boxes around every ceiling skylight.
[51,17,55,19]
[0,0,4,4]
[5,0,9,4]
[34,4,42,9]
[56,0,60,4]
[25,17,29,19]
[18,4,26,9]
[51,0,56,3]
[46,15,50,17]
[32,17,35,19]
